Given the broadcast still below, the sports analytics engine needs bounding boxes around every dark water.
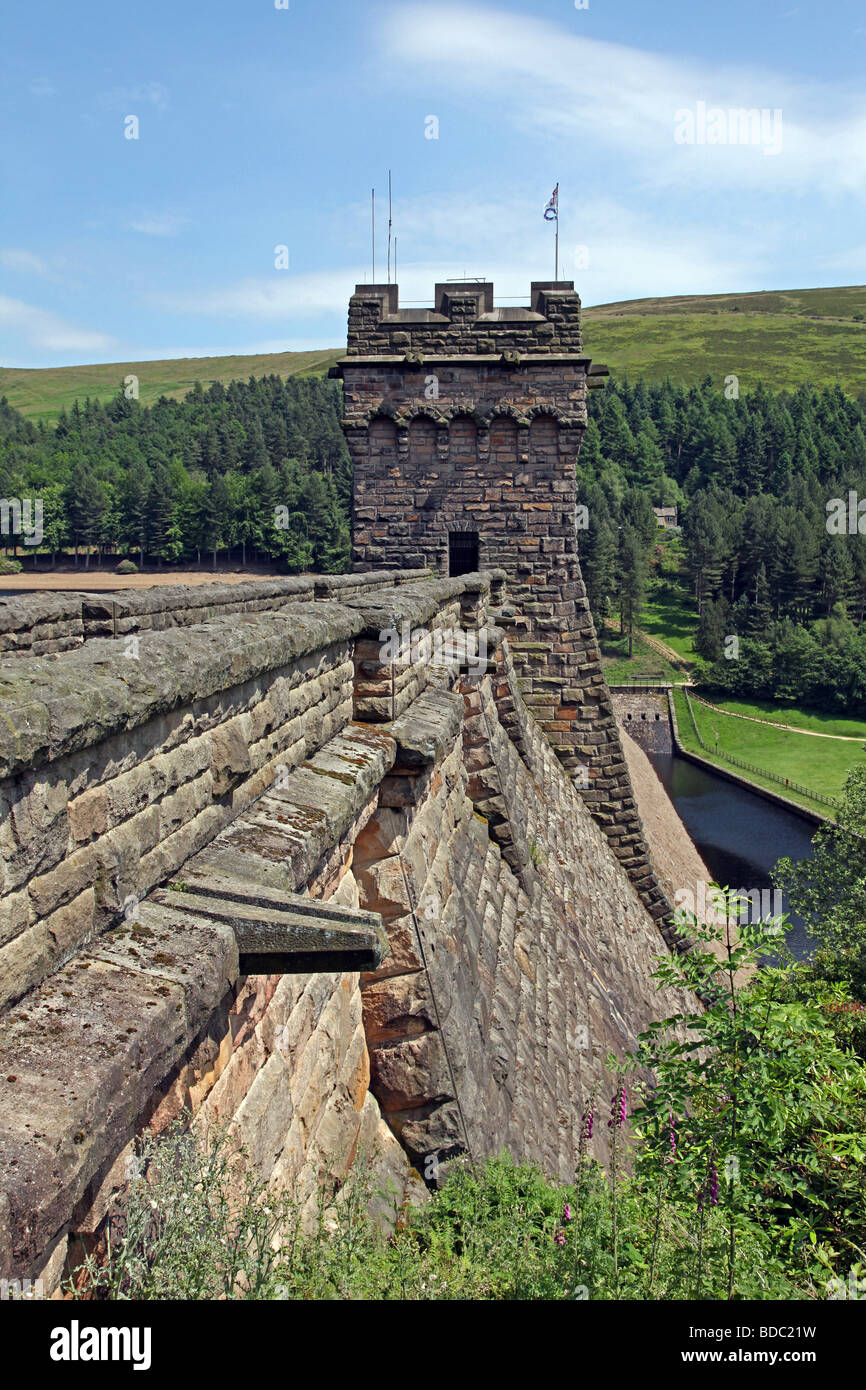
[649,750,818,961]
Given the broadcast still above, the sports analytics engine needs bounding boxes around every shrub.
[0,557,22,574]
[115,558,138,575]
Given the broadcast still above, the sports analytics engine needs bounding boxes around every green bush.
[115,558,138,575]
[0,556,22,574]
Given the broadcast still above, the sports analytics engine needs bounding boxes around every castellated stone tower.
[332,280,672,933]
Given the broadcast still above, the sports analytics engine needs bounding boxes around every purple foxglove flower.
[709,1159,719,1206]
[607,1085,627,1130]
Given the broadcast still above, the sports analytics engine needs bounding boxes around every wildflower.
[554,1230,566,1247]
[563,1203,573,1222]
[607,1085,627,1130]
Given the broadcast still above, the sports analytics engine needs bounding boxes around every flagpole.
[555,186,559,280]
[371,188,375,282]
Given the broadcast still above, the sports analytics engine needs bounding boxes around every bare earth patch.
[0,568,291,592]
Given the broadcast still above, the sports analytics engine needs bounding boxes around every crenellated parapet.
[344,280,586,359]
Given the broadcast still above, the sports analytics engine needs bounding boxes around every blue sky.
[2,0,865,367]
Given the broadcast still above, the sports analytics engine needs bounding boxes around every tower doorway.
[448,530,479,576]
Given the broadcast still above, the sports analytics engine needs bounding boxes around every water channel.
[649,750,819,960]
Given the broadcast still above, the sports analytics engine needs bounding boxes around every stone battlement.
[343,280,591,359]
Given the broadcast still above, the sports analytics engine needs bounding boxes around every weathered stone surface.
[0,606,363,779]
[0,900,238,1272]
[384,687,464,767]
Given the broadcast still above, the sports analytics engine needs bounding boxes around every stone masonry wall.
[0,574,491,1287]
[351,643,694,1179]
[0,571,700,1291]
[609,691,674,756]
[0,608,357,1012]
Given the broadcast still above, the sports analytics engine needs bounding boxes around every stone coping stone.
[0,593,88,630]
[190,722,397,895]
[384,687,465,767]
[78,570,426,623]
[0,574,502,778]
[343,572,493,636]
[0,570,429,635]
[0,900,238,1276]
[153,880,388,973]
[82,578,316,621]
[0,604,363,779]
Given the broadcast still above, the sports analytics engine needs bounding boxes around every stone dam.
[0,280,712,1294]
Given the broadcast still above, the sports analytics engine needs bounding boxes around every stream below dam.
[648,749,819,961]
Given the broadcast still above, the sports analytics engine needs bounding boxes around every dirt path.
[692,692,866,742]
[606,617,692,674]
[0,568,287,592]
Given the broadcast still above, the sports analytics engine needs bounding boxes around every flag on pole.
[543,184,559,221]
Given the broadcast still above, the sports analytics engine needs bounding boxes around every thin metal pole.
[387,169,392,284]
[555,188,559,280]
[371,187,375,282]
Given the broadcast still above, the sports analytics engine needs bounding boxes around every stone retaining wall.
[610,691,673,755]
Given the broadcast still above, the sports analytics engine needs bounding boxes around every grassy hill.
[0,349,343,423]
[3,285,865,422]
[582,285,866,396]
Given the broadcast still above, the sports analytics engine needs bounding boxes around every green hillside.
[582,285,866,395]
[3,285,865,422]
[0,349,343,423]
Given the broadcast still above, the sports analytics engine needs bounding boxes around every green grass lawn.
[701,696,866,740]
[672,689,865,811]
[639,585,699,662]
[602,629,682,684]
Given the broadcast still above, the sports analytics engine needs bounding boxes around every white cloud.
[0,249,51,277]
[100,81,169,112]
[128,214,189,237]
[384,3,866,198]
[0,297,115,355]
[151,188,781,323]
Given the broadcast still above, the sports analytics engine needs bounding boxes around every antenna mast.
[387,170,393,283]
[371,188,375,282]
